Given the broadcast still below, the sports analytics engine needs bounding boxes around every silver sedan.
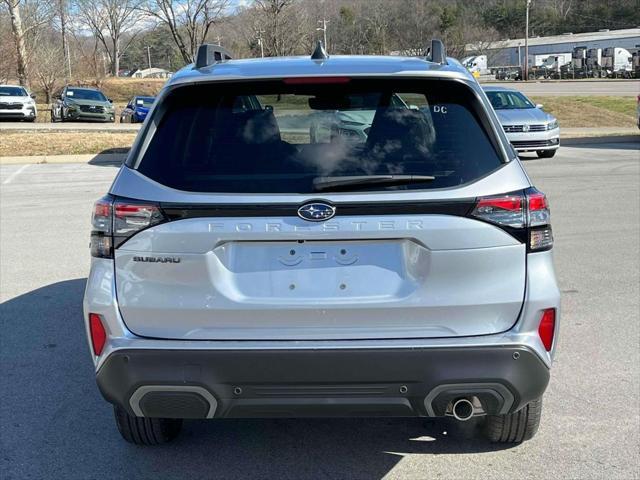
[484,86,559,158]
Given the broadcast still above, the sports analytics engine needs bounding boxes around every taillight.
[90,196,166,258]
[114,203,165,236]
[538,308,556,351]
[471,194,525,228]
[471,187,553,251]
[90,197,113,258]
[89,313,107,356]
[527,188,553,251]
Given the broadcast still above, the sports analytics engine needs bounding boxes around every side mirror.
[536,103,544,109]
[30,93,37,100]
[264,105,273,112]
[108,98,113,103]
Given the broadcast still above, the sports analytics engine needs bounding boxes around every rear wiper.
[313,175,436,192]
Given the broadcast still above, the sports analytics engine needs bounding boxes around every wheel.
[537,150,556,158]
[113,405,182,445]
[484,397,542,443]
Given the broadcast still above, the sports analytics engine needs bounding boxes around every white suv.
[83,41,560,445]
[0,84,37,121]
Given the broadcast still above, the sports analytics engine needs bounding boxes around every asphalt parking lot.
[1,143,639,479]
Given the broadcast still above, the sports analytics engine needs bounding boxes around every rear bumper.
[96,345,549,419]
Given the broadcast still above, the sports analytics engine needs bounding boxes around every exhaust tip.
[452,398,474,421]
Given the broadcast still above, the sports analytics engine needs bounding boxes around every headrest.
[366,108,432,157]
[235,109,282,144]
[491,95,505,108]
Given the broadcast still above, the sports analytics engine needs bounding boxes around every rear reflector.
[89,313,107,356]
[538,309,556,351]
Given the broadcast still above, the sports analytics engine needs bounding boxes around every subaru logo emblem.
[297,202,336,222]
[522,124,530,132]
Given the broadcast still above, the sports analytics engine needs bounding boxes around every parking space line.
[2,164,30,185]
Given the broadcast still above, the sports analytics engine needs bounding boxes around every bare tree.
[32,39,63,102]
[142,0,230,64]
[70,28,107,85]
[2,0,52,86]
[75,0,144,76]
[250,0,309,56]
[0,12,16,82]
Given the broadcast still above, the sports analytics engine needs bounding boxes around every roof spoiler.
[195,44,233,69]
[425,39,448,65]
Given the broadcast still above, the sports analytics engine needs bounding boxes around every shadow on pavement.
[560,139,640,150]
[1,279,514,479]
[88,149,129,167]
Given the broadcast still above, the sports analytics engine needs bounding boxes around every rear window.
[136,79,504,193]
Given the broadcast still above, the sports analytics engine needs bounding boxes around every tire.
[113,405,182,445]
[537,149,556,158]
[484,397,542,443]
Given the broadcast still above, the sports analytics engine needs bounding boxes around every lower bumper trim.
[96,346,550,419]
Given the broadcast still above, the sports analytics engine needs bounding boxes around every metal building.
[466,28,640,67]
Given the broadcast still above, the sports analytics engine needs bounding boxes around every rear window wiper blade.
[313,175,436,192]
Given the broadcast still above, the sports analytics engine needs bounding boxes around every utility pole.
[524,0,531,81]
[316,19,329,50]
[146,46,152,69]
[256,30,264,58]
[215,35,223,46]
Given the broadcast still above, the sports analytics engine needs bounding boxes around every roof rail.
[311,40,329,60]
[425,39,448,65]
[195,44,233,69]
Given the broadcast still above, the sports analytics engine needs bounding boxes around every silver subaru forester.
[83,41,560,445]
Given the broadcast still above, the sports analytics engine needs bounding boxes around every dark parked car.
[119,96,155,123]
[51,86,115,122]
